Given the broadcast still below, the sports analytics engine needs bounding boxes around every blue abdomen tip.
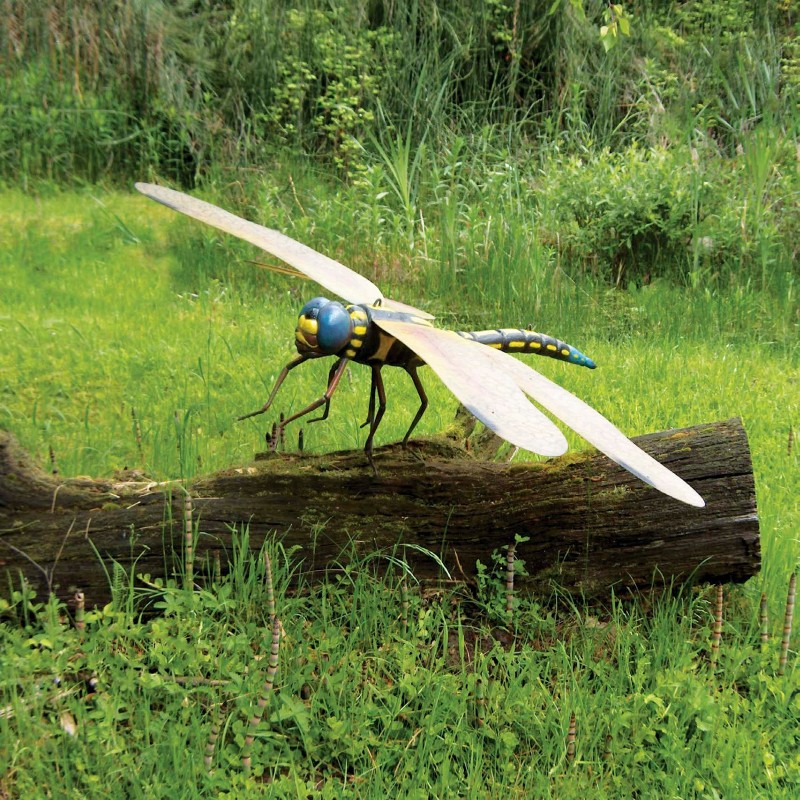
[572,349,596,369]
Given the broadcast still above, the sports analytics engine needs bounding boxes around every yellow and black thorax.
[294,298,425,367]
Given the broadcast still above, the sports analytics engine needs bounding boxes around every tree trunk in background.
[0,418,759,608]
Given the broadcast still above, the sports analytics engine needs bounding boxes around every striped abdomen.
[457,328,596,369]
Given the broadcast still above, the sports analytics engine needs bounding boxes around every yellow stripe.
[531,341,542,349]
[344,348,356,358]
[561,348,570,356]
[350,338,363,348]
[371,332,396,362]
[353,325,367,336]
[509,341,524,349]
[546,343,557,352]
[298,317,318,335]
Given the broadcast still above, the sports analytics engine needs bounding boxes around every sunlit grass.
[1,186,799,797]
[0,539,798,797]
[1,188,798,592]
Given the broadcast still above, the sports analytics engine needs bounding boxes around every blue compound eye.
[299,296,330,318]
[316,302,353,354]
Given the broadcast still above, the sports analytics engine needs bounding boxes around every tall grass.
[0,0,217,186]
[2,1,797,184]
[3,3,796,312]
[1,538,798,796]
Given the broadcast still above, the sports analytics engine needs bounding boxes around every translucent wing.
[382,298,436,317]
[487,348,705,507]
[373,318,568,457]
[376,315,703,507]
[135,183,433,318]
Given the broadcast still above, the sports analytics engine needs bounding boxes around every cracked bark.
[0,418,759,608]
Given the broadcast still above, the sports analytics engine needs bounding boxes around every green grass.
[0,184,799,796]
[1,540,798,797]
[0,185,797,590]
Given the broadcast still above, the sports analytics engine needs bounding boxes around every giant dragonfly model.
[136,183,704,507]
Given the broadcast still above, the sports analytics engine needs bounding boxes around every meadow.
[0,162,798,796]
[2,0,800,796]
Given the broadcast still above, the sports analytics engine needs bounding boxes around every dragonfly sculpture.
[136,183,704,508]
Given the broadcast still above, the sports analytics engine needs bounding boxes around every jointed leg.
[363,364,386,474]
[309,361,341,424]
[361,368,379,429]
[272,357,350,445]
[237,355,309,421]
[401,365,428,446]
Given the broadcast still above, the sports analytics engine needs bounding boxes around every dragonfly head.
[295,297,353,357]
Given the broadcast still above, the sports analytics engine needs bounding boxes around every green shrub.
[257,7,397,172]
[535,133,798,289]
[536,145,697,285]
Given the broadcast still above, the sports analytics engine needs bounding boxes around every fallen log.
[0,418,759,607]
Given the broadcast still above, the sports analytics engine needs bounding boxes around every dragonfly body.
[294,297,596,370]
[275,297,598,462]
[456,328,596,369]
[135,182,705,507]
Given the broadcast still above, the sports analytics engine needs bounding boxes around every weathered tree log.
[0,418,758,607]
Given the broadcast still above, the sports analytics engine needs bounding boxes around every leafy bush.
[535,134,799,289]
[256,8,397,171]
[536,145,697,285]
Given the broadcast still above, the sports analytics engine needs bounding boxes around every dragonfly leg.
[237,355,309,421]
[401,365,428,446]
[272,358,350,445]
[308,362,340,424]
[363,364,386,475]
[361,368,378,429]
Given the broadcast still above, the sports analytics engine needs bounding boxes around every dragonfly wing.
[491,349,705,507]
[381,297,435,319]
[136,183,430,318]
[373,318,568,457]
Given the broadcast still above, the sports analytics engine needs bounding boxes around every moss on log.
[0,418,759,607]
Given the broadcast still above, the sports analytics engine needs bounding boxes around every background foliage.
[2,0,797,178]
[1,4,799,795]
[2,0,798,292]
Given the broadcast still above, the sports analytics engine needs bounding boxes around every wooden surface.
[0,418,759,607]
